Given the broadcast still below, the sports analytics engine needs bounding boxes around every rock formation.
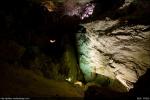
[76,0,150,91]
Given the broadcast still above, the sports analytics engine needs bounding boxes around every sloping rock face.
[76,19,150,91]
[77,0,150,90]
[77,19,150,91]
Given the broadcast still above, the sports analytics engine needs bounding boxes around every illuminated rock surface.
[77,20,150,91]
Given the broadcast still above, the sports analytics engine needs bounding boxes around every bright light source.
[74,81,83,87]
[66,77,72,82]
[49,39,56,43]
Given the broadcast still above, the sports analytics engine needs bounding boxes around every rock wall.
[77,20,150,91]
[76,0,150,91]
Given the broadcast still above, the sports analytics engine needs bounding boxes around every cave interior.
[0,0,150,99]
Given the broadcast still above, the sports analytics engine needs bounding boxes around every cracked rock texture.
[76,19,150,91]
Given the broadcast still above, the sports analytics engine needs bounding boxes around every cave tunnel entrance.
[0,0,84,81]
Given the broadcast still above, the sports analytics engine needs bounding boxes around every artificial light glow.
[41,1,56,12]
[65,2,95,20]
[74,81,83,87]
[49,39,56,43]
[66,77,72,82]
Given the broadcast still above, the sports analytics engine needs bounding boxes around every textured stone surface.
[119,0,134,10]
[76,19,150,91]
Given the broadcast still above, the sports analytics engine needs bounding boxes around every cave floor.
[0,63,84,97]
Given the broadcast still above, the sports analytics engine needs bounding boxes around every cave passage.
[0,0,150,99]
